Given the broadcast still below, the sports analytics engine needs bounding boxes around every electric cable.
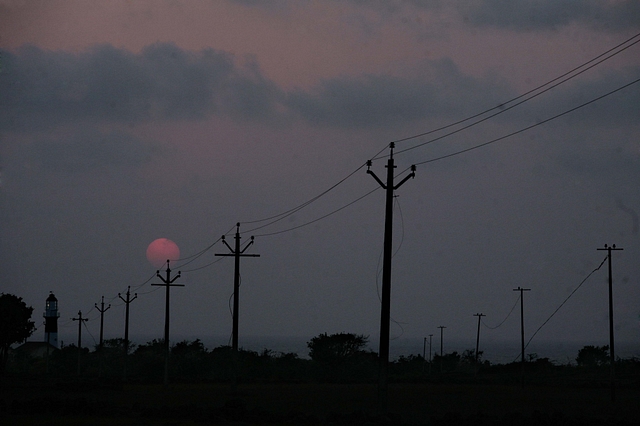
[523,256,608,351]
[406,76,640,168]
[252,185,381,237]
[243,163,368,235]
[82,319,97,347]
[382,32,640,154]
[181,255,228,273]
[482,294,520,330]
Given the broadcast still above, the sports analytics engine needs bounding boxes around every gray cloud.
[456,0,640,32]
[285,59,513,128]
[0,43,282,132]
[1,44,516,134]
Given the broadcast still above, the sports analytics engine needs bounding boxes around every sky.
[1,1,639,357]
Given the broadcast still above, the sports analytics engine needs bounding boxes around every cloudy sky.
[1,1,639,356]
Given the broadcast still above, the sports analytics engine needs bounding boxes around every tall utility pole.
[71,311,88,376]
[367,143,415,412]
[118,286,137,380]
[597,243,623,402]
[152,260,184,385]
[513,287,531,387]
[95,296,111,377]
[438,326,446,372]
[215,223,260,352]
[474,313,485,364]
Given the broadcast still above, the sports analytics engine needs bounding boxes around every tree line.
[3,293,639,386]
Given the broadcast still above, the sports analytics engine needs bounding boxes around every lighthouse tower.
[44,292,59,348]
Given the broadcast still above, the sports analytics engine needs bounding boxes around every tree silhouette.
[0,293,36,374]
[576,345,610,368]
[307,332,369,366]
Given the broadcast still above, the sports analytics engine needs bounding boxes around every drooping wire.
[407,76,640,168]
[392,196,405,259]
[383,32,640,155]
[523,256,608,351]
[181,255,228,273]
[242,163,368,234]
[82,320,97,348]
[174,223,237,268]
[252,185,381,237]
[482,294,520,330]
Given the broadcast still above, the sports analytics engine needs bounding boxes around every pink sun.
[146,238,180,268]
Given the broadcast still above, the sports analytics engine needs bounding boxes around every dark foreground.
[1,378,639,425]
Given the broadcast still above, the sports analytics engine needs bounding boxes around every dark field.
[2,378,639,425]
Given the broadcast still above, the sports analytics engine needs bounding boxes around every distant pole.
[597,243,623,402]
[95,296,111,377]
[428,334,433,375]
[118,286,137,380]
[71,311,88,376]
[95,296,111,348]
[513,287,531,387]
[422,337,427,373]
[438,326,446,372]
[474,313,485,364]
[152,260,184,386]
[367,143,416,412]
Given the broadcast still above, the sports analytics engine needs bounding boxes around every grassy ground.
[1,378,639,425]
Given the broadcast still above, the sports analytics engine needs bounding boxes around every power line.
[253,185,381,237]
[243,163,368,234]
[383,32,640,153]
[410,76,640,168]
[482,294,520,330]
[196,34,640,241]
[524,256,608,350]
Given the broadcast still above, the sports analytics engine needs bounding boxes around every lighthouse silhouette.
[44,292,59,348]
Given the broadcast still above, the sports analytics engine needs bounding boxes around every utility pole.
[422,337,427,373]
[367,143,416,412]
[513,287,531,387]
[152,260,184,386]
[215,223,260,352]
[95,296,111,348]
[438,326,446,372]
[597,243,623,402]
[428,334,433,375]
[71,311,88,376]
[118,286,137,380]
[95,296,111,377]
[423,337,426,360]
[216,223,260,391]
[474,313,485,364]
